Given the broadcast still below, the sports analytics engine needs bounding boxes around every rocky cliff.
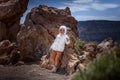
[0,0,29,42]
[17,5,78,62]
[78,20,120,43]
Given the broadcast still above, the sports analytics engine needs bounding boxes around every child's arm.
[65,35,70,45]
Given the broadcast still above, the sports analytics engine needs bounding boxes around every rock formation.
[17,5,78,73]
[17,5,78,61]
[0,40,22,65]
[0,0,29,41]
[77,38,116,71]
[96,38,116,58]
[81,43,97,62]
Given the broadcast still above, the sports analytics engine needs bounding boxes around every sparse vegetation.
[75,39,86,55]
[73,46,120,80]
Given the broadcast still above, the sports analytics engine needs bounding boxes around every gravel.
[0,64,72,80]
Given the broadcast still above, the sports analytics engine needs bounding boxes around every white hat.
[59,25,67,34]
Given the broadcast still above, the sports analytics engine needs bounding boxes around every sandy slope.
[0,64,72,80]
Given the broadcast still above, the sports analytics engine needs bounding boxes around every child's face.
[60,28,65,34]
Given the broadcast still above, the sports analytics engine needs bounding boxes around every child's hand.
[67,33,71,38]
[49,48,52,53]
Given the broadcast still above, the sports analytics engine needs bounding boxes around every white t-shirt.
[50,34,70,52]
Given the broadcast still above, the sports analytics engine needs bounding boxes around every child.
[50,25,70,72]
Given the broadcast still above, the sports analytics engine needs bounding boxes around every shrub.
[75,39,86,55]
[73,46,120,80]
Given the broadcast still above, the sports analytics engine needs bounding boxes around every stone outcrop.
[0,40,22,65]
[77,38,116,71]
[0,0,29,41]
[78,42,97,64]
[96,38,115,58]
[17,5,78,73]
[17,5,78,61]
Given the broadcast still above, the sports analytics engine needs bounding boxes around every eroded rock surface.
[17,5,78,73]
[0,0,29,41]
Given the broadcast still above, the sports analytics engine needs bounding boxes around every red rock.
[77,43,97,65]
[17,5,78,73]
[0,0,29,41]
[96,38,115,59]
[97,38,114,52]
[0,40,21,65]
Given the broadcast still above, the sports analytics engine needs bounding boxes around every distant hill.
[78,20,120,43]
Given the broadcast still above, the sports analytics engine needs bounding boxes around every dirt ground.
[0,64,73,80]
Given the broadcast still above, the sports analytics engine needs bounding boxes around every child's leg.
[55,51,62,68]
[51,50,57,66]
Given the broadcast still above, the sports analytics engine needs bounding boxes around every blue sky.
[20,0,120,24]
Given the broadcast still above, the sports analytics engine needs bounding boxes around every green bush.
[75,39,86,55]
[73,46,120,80]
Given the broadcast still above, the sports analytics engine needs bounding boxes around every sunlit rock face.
[17,5,78,62]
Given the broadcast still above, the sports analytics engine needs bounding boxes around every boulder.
[97,38,115,58]
[77,38,116,68]
[66,53,80,74]
[40,55,52,70]
[0,40,21,65]
[81,43,97,62]
[17,5,78,73]
[0,0,29,41]
[97,38,114,52]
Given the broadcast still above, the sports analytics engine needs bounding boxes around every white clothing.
[50,34,70,52]
[50,25,70,52]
